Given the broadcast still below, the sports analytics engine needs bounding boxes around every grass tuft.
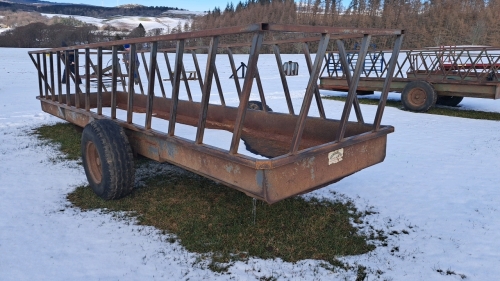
[32,123,83,161]
[67,175,379,266]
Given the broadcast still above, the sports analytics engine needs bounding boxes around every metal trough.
[28,23,404,204]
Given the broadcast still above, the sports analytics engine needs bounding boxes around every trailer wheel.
[401,81,437,112]
[248,100,273,112]
[81,119,135,200]
[357,90,374,96]
[436,95,463,107]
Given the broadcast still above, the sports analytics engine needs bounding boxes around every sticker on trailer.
[328,148,344,165]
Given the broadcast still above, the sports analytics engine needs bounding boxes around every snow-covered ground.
[1,46,500,280]
[0,15,11,34]
[41,13,191,31]
[0,13,195,34]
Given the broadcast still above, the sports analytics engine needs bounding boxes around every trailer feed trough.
[320,45,500,112]
[29,23,404,204]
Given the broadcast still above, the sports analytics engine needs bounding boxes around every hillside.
[0,0,187,17]
[0,9,201,47]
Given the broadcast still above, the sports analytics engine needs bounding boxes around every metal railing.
[323,45,500,83]
[28,23,404,157]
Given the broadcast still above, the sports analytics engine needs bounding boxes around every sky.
[1,14,500,279]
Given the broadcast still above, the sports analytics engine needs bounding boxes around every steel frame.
[320,45,500,99]
[29,23,403,203]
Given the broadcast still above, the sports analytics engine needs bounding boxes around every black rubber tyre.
[247,100,273,112]
[436,95,464,107]
[81,119,135,200]
[401,81,437,112]
[356,90,374,96]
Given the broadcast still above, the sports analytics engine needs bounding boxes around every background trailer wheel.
[247,100,273,112]
[356,90,374,96]
[436,95,464,107]
[81,119,135,200]
[401,80,437,112]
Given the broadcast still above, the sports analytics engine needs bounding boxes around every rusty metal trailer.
[319,46,500,112]
[28,23,403,204]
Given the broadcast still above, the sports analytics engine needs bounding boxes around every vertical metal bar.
[302,43,326,119]
[32,54,43,98]
[373,34,404,131]
[163,52,174,87]
[168,40,185,136]
[195,36,219,144]
[42,53,49,98]
[49,52,55,101]
[137,67,145,95]
[97,47,103,115]
[127,45,136,90]
[192,51,204,91]
[146,42,158,130]
[254,68,268,111]
[127,48,145,95]
[181,64,193,101]
[127,44,136,123]
[336,40,364,124]
[141,52,149,77]
[87,56,108,93]
[74,50,80,108]
[118,58,127,92]
[335,34,371,142]
[229,33,264,154]
[155,63,166,98]
[320,54,329,77]
[56,52,62,103]
[227,48,242,99]
[111,46,118,119]
[122,49,131,86]
[213,66,226,106]
[290,34,330,154]
[65,50,71,106]
[273,44,294,114]
[85,48,91,111]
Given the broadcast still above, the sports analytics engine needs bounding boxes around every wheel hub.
[86,141,102,184]
[248,103,260,110]
[408,88,426,106]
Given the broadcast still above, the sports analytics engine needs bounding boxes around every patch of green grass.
[322,95,500,121]
[32,122,83,161]
[35,122,387,272]
[68,174,380,267]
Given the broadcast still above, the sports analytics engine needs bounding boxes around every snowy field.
[41,13,192,31]
[1,13,195,35]
[1,46,500,280]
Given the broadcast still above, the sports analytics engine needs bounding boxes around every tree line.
[2,0,500,51]
[0,2,184,18]
[36,4,182,18]
[191,0,500,50]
